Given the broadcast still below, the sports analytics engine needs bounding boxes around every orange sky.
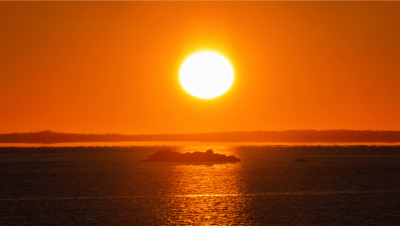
[1,2,400,134]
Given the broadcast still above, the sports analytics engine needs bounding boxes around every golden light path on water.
[1,143,400,224]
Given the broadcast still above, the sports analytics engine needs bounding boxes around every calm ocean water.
[1,144,400,225]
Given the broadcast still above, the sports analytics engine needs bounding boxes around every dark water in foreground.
[1,145,400,225]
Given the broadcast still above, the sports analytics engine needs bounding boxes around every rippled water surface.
[1,145,400,225]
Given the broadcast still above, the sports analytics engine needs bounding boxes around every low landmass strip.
[139,149,240,162]
[2,130,400,144]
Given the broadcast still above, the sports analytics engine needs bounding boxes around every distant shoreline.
[2,142,400,148]
[1,130,400,145]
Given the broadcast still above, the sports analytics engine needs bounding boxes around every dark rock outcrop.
[294,159,310,162]
[139,149,240,162]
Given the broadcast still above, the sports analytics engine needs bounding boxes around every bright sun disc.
[180,52,234,99]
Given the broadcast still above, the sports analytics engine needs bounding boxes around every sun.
[179,52,234,99]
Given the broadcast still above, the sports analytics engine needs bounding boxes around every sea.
[1,143,400,225]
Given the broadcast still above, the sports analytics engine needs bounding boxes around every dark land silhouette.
[139,149,240,162]
[1,130,400,144]
[294,158,310,162]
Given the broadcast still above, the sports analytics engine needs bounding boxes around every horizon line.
[1,130,400,144]
[2,129,400,136]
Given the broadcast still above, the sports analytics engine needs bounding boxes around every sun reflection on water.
[155,144,246,224]
[2,144,400,224]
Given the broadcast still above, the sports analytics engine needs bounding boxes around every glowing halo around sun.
[179,52,234,99]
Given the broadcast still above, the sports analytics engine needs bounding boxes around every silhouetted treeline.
[1,130,400,144]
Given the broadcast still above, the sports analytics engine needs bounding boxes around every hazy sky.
[1,2,399,134]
